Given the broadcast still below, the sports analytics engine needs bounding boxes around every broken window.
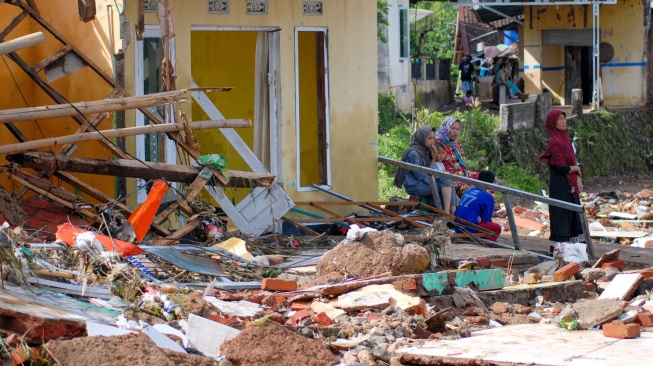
[295,28,331,189]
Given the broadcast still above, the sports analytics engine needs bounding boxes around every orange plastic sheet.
[128,179,168,243]
[55,223,145,257]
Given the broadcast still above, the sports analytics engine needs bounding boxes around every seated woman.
[394,126,457,214]
[496,62,529,102]
[434,118,502,213]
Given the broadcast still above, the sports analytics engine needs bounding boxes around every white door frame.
[294,26,331,192]
[135,25,177,202]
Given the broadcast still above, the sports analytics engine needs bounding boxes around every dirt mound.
[221,323,339,366]
[316,230,430,279]
[172,291,216,317]
[46,333,217,366]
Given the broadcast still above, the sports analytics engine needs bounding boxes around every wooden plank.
[8,152,274,188]
[53,171,171,237]
[0,184,28,225]
[156,215,201,245]
[309,202,368,228]
[2,167,84,204]
[0,9,28,41]
[0,119,251,155]
[31,45,72,73]
[153,168,212,225]
[364,202,426,229]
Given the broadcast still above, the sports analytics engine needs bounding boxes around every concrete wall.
[123,0,379,206]
[523,0,647,106]
[0,1,122,199]
[378,0,414,112]
[499,93,552,134]
[415,80,454,111]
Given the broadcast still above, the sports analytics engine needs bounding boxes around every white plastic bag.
[552,242,588,263]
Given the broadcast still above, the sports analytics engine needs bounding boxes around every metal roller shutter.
[542,29,595,46]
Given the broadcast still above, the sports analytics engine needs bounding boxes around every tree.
[410,2,457,60]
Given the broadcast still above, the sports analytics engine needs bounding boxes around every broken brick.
[366,313,383,323]
[636,313,653,327]
[601,260,625,271]
[602,320,640,339]
[10,347,38,366]
[267,312,285,325]
[290,302,310,311]
[261,278,298,292]
[513,206,527,214]
[261,293,287,310]
[553,263,580,282]
[205,312,239,326]
[393,278,417,291]
[34,210,65,224]
[23,198,55,210]
[636,270,653,279]
[287,309,310,325]
[488,258,509,268]
[585,283,596,291]
[524,209,542,219]
[312,312,334,326]
[476,258,490,268]
[513,216,545,231]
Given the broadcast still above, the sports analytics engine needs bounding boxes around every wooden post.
[0,119,251,155]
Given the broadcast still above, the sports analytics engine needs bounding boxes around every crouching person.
[454,170,501,241]
[394,126,457,214]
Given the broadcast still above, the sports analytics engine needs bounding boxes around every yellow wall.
[523,0,646,106]
[0,1,121,199]
[297,31,320,187]
[124,0,379,206]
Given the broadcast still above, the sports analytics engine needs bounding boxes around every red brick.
[261,293,287,310]
[68,216,90,228]
[287,309,310,325]
[524,210,542,219]
[476,258,490,268]
[267,312,285,325]
[513,216,546,231]
[19,205,37,216]
[11,347,38,365]
[366,313,383,323]
[489,258,509,268]
[0,214,6,224]
[261,278,298,292]
[553,263,580,282]
[23,198,55,210]
[4,333,18,348]
[513,206,527,214]
[393,278,417,291]
[312,312,334,326]
[25,217,47,230]
[205,312,240,325]
[34,210,65,224]
[244,291,267,304]
[290,302,310,311]
[603,321,640,339]
[635,313,653,327]
[601,260,625,271]
[637,270,653,279]
[585,283,596,291]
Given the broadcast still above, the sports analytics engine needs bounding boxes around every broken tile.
[186,313,240,358]
[599,273,643,301]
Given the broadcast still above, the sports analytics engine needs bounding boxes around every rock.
[452,287,486,309]
[490,302,509,315]
[573,299,623,329]
[372,343,391,362]
[527,312,543,321]
[554,305,578,324]
[316,230,430,278]
[342,351,358,365]
[581,268,606,281]
[513,304,532,314]
[604,267,620,281]
[335,292,391,312]
[527,261,558,276]
[357,349,377,366]
[523,273,542,284]
[394,327,406,338]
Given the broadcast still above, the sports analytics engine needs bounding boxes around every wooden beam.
[1,167,84,205]
[0,184,28,225]
[0,9,28,41]
[0,31,45,56]
[8,152,275,188]
[0,88,231,124]
[31,45,72,73]
[0,119,251,155]
[155,214,200,245]
[153,168,212,224]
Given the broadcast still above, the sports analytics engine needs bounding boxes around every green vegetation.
[409,2,457,81]
[377,1,389,44]
[378,107,546,200]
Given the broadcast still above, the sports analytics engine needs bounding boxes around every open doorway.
[565,46,592,105]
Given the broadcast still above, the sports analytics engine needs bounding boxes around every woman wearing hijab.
[394,126,456,213]
[539,109,584,247]
[434,117,477,197]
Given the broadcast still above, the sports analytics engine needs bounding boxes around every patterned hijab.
[393,126,435,188]
[539,109,580,197]
[436,117,468,176]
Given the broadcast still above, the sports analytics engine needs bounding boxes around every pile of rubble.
[1,198,653,366]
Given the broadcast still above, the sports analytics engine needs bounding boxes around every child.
[462,90,474,109]
[432,141,457,214]
[454,170,502,241]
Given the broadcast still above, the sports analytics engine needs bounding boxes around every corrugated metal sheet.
[542,29,594,46]
[143,246,227,278]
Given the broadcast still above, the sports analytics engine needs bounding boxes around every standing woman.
[539,109,584,247]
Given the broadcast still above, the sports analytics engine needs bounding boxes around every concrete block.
[499,101,535,133]
[261,278,298,292]
[581,268,606,281]
[477,280,586,307]
[454,269,505,290]
[554,263,580,282]
[573,299,623,329]
[422,272,449,294]
[602,321,640,339]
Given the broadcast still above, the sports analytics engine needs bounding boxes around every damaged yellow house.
[0,0,379,235]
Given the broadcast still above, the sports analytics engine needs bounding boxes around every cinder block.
[601,260,625,271]
[603,320,640,339]
[553,263,580,282]
[261,278,298,292]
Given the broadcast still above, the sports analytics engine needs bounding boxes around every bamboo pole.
[0,32,45,56]
[0,119,251,155]
[0,88,231,124]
